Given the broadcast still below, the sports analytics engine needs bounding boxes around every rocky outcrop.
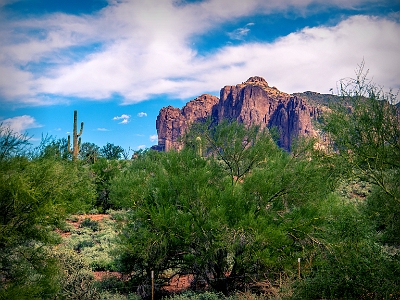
[153,77,321,152]
[216,76,318,150]
[154,94,219,152]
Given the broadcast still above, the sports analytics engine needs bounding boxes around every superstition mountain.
[153,76,331,152]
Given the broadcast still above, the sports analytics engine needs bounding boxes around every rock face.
[154,94,219,151]
[154,77,320,151]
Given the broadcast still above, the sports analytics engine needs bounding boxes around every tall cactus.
[68,110,84,161]
[196,136,202,157]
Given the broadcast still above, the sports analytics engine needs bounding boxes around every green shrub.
[80,218,100,231]
[53,248,100,300]
[62,214,119,272]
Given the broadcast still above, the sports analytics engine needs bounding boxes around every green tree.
[294,197,400,299]
[185,119,277,185]
[32,135,71,160]
[296,62,400,299]
[91,157,127,211]
[101,143,124,160]
[0,124,31,160]
[111,126,337,296]
[80,142,101,163]
[0,129,96,298]
[112,149,228,295]
[322,62,400,245]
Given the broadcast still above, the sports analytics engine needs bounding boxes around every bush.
[0,154,96,298]
[80,218,100,231]
[53,248,100,300]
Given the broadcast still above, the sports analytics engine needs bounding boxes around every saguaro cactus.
[68,110,84,161]
[196,136,202,157]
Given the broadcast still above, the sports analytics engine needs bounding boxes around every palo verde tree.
[111,122,339,296]
[185,119,278,185]
[112,149,227,296]
[0,123,31,160]
[32,135,72,160]
[322,61,400,245]
[292,62,400,299]
[0,127,96,299]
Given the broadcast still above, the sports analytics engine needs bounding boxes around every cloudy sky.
[1,0,399,152]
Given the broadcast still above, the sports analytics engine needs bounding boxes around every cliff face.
[217,76,317,150]
[154,77,320,151]
[155,94,219,151]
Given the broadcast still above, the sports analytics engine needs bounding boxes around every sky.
[1,0,400,153]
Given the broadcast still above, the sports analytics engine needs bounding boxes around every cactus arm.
[67,135,73,154]
[78,137,81,152]
[78,122,84,137]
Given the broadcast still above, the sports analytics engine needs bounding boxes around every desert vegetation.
[1,68,399,299]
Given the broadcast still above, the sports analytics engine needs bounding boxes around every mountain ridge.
[153,77,337,152]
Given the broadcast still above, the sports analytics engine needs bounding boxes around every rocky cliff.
[153,77,323,152]
[154,94,219,152]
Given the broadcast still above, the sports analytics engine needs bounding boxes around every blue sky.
[1,0,399,152]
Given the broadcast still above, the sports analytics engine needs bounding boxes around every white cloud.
[149,134,158,142]
[97,127,109,131]
[0,115,42,133]
[227,27,251,40]
[228,23,255,40]
[137,112,147,117]
[137,144,146,150]
[113,114,130,124]
[113,114,131,120]
[0,0,398,106]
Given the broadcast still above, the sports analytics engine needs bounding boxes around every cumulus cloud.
[113,114,130,124]
[137,112,147,117]
[0,0,398,106]
[0,115,42,133]
[113,114,130,120]
[149,134,158,142]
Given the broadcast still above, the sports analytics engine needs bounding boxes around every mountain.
[153,76,337,152]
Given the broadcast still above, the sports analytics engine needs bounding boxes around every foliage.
[90,158,128,211]
[80,217,100,231]
[80,142,101,163]
[293,197,400,299]
[0,129,97,298]
[33,136,72,160]
[164,291,226,300]
[0,243,61,300]
[112,149,226,295]
[0,123,31,160]
[321,61,400,246]
[101,143,124,160]
[98,291,141,300]
[185,120,278,185]
[53,248,100,300]
[111,123,338,296]
[63,217,119,271]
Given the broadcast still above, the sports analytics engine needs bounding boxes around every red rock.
[154,77,319,151]
[155,94,219,151]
